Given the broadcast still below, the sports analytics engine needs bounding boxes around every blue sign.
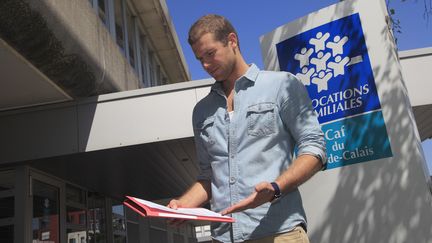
[322,111,392,169]
[276,13,393,169]
[276,13,381,124]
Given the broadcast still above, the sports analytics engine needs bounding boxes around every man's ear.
[227,32,238,48]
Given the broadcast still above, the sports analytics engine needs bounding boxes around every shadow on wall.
[309,34,432,242]
[309,17,432,243]
[261,2,432,243]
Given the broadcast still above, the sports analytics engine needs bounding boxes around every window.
[66,184,86,205]
[88,192,107,243]
[114,0,126,52]
[98,0,108,26]
[140,46,148,87]
[156,64,161,85]
[66,185,87,243]
[149,53,155,86]
[126,6,137,69]
[32,180,60,243]
[126,206,139,242]
[112,201,126,243]
[139,36,150,87]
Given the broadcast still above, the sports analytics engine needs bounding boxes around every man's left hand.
[221,181,275,215]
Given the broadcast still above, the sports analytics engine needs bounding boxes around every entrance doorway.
[31,172,63,243]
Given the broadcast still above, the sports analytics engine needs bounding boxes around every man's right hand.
[167,199,187,226]
[167,199,182,209]
[166,181,211,226]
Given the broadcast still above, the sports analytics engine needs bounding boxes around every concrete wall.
[26,0,139,93]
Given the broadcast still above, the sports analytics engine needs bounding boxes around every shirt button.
[230,177,236,184]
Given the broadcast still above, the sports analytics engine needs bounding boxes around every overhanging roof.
[0,79,213,200]
[0,38,72,111]
[132,0,191,83]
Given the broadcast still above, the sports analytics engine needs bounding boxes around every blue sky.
[165,0,432,174]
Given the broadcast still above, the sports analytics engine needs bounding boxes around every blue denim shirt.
[193,64,326,242]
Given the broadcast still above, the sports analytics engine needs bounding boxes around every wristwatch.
[270,182,282,202]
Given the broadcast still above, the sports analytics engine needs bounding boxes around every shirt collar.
[211,63,260,93]
[242,63,260,83]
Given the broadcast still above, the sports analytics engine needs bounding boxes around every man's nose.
[203,61,211,70]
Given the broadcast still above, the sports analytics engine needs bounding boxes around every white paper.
[134,197,231,219]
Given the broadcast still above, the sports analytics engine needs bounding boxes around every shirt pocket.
[247,102,276,136]
[195,116,216,145]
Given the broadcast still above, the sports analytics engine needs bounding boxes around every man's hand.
[167,199,187,226]
[167,198,183,210]
[166,180,212,226]
[221,182,275,215]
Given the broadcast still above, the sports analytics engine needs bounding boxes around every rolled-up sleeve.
[192,107,213,181]
[279,73,327,166]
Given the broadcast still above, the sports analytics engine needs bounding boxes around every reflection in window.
[114,0,125,52]
[67,206,86,225]
[32,180,60,243]
[67,185,87,243]
[67,228,87,243]
[88,192,107,243]
[66,184,86,205]
[112,202,126,243]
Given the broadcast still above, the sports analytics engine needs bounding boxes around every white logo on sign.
[295,32,363,93]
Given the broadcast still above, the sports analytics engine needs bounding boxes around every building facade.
[0,0,199,242]
[1,0,431,243]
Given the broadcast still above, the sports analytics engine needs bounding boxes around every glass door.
[31,179,61,243]
[66,184,87,243]
[87,192,107,243]
[111,200,126,243]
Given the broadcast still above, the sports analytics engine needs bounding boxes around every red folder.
[124,196,234,223]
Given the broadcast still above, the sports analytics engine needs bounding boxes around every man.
[168,14,326,243]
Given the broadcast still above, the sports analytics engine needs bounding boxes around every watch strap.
[270,182,282,202]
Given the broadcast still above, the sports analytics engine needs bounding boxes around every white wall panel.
[400,51,432,106]
[78,89,197,152]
